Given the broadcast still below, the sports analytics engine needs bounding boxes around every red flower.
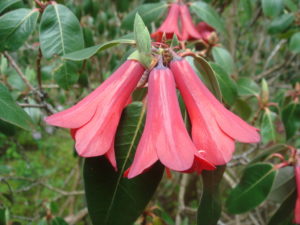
[197,22,216,43]
[170,58,260,165]
[179,4,202,41]
[125,63,214,178]
[295,151,300,224]
[45,60,145,169]
[151,3,181,42]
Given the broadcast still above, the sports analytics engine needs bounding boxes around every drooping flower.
[151,3,181,42]
[295,150,300,224]
[197,22,217,44]
[170,58,260,165]
[45,60,145,169]
[125,62,215,178]
[179,4,202,41]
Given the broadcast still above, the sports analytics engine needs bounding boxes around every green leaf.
[0,83,34,130]
[192,55,222,101]
[261,78,269,104]
[197,166,225,225]
[0,208,9,225]
[0,0,21,14]
[237,77,260,96]
[39,3,84,58]
[134,13,152,68]
[261,108,285,145]
[262,0,284,17]
[268,190,297,225]
[210,63,238,105]
[54,61,80,89]
[268,13,294,34]
[231,99,252,120]
[122,3,168,30]
[226,163,277,214]
[0,8,39,51]
[284,0,298,12]
[212,47,235,75]
[250,144,289,164]
[84,102,164,225]
[289,32,300,53]
[282,102,300,139]
[63,39,135,61]
[190,1,225,34]
[268,166,295,203]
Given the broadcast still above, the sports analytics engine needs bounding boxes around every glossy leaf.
[63,39,135,61]
[262,0,283,17]
[289,32,300,54]
[0,8,39,51]
[226,163,277,214]
[268,166,295,203]
[197,166,225,225]
[134,14,152,68]
[192,55,222,101]
[212,47,235,75]
[0,0,21,14]
[268,13,294,34]
[210,63,238,105]
[39,3,84,58]
[268,190,297,225]
[190,1,225,34]
[237,77,260,96]
[282,102,300,139]
[0,83,34,130]
[122,3,168,30]
[261,108,285,144]
[84,102,164,225]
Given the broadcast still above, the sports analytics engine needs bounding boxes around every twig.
[175,174,189,225]
[264,40,287,70]
[36,48,43,90]
[64,208,88,225]
[18,103,46,108]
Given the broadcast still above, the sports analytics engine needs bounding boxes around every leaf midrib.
[53,4,65,55]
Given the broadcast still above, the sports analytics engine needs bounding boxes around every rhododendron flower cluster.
[151,2,216,43]
[45,50,260,178]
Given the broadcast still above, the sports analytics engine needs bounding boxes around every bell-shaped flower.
[295,151,300,224]
[170,58,260,165]
[197,22,217,44]
[125,63,214,178]
[151,3,181,42]
[179,4,202,41]
[45,60,145,169]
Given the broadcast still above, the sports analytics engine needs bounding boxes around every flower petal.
[179,4,202,40]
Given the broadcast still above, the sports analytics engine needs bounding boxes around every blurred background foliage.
[0,0,299,224]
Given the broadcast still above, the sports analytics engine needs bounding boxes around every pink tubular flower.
[197,22,216,43]
[151,3,181,42]
[125,63,215,178]
[179,4,202,41]
[295,151,300,224]
[170,58,260,165]
[45,60,145,169]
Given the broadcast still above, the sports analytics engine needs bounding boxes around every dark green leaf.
[268,166,295,203]
[210,63,238,105]
[0,0,21,14]
[237,77,260,96]
[54,61,80,89]
[51,217,68,225]
[84,102,164,225]
[268,190,297,225]
[0,83,34,130]
[226,163,277,214]
[122,3,168,30]
[39,3,84,58]
[212,47,235,75]
[134,13,152,68]
[262,0,284,17]
[282,102,300,139]
[197,166,225,225]
[192,55,222,101]
[0,8,39,51]
[190,1,225,34]
[231,99,252,120]
[268,13,294,34]
[63,39,135,61]
[261,108,285,144]
[289,32,300,53]
[0,208,9,225]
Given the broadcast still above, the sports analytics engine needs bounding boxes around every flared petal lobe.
[179,4,202,41]
[126,65,214,178]
[197,22,216,43]
[45,60,145,159]
[170,58,260,165]
[295,153,300,224]
[151,3,181,42]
